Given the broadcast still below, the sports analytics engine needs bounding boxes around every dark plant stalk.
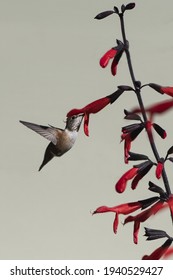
[119,13,171,196]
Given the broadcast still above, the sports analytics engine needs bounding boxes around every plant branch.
[119,13,171,196]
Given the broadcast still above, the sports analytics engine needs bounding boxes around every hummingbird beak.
[77,113,84,119]
[77,113,84,123]
[78,113,84,117]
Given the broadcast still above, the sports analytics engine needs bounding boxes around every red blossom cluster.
[66,2,173,259]
[93,195,173,258]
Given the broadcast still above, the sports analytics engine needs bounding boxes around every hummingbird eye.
[71,115,76,120]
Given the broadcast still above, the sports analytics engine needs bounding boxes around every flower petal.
[124,201,166,244]
[134,221,140,244]
[132,100,173,121]
[84,97,110,114]
[111,49,124,76]
[84,113,89,136]
[67,108,85,117]
[160,86,173,97]
[124,136,131,163]
[145,121,153,141]
[147,100,173,117]
[155,161,164,179]
[100,48,117,68]
[149,83,173,97]
[115,167,138,193]
[131,161,153,190]
[142,239,172,260]
[93,206,113,214]
[93,201,143,235]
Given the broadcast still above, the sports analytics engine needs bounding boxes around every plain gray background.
[1,0,173,259]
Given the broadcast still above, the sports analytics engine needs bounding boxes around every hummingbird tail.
[38,144,54,171]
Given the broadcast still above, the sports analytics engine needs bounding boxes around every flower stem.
[119,13,171,196]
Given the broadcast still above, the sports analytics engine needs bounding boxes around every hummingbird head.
[65,114,84,131]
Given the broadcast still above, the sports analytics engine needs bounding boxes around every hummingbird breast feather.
[56,130,78,155]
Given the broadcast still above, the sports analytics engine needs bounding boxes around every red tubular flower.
[155,161,164,179]
[93,201,144,234]
[100,48,117,68]
[149,83,173,97]
[111,49,124,76]
[160,86,173,97]
[142,239,172,260]
[67,96,110,136]
[147,100,173,120]
[132,100,173,122]
[67,90,124,136]
[153,123,167,139]
[121,123,144,163]
[67,97,110,117]
[100,41,124,76]
[115,167,138,193]
[84,97,110,113]
[145,121,167,141]
[115,161,153,193]
[84,113,89,136]
[124,134,131,164]
[124,201,166,244]
[131,161,153,190]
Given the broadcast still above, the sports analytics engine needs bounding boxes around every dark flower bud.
[167,146,173,156]
[128,151,149,161]
[149,83,173,97]
[149,83,162,93]
[121,4,126,13]
[153,123,167,139]
[131,161,153,190]
[118,85,134,91]
[94,10,114,20]
[111,47,124,76]
[113,6,119,14]
[124,109,141,121]
[148,181,165,195]
[135,80,141,88]
[144,227,170,241]
[125,3,136,10]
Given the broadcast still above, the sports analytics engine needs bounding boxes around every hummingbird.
[19,114,83,171]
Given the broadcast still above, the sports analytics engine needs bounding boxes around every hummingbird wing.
[19,120,61,145]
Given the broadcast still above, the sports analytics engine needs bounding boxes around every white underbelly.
[61,131,78,153]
